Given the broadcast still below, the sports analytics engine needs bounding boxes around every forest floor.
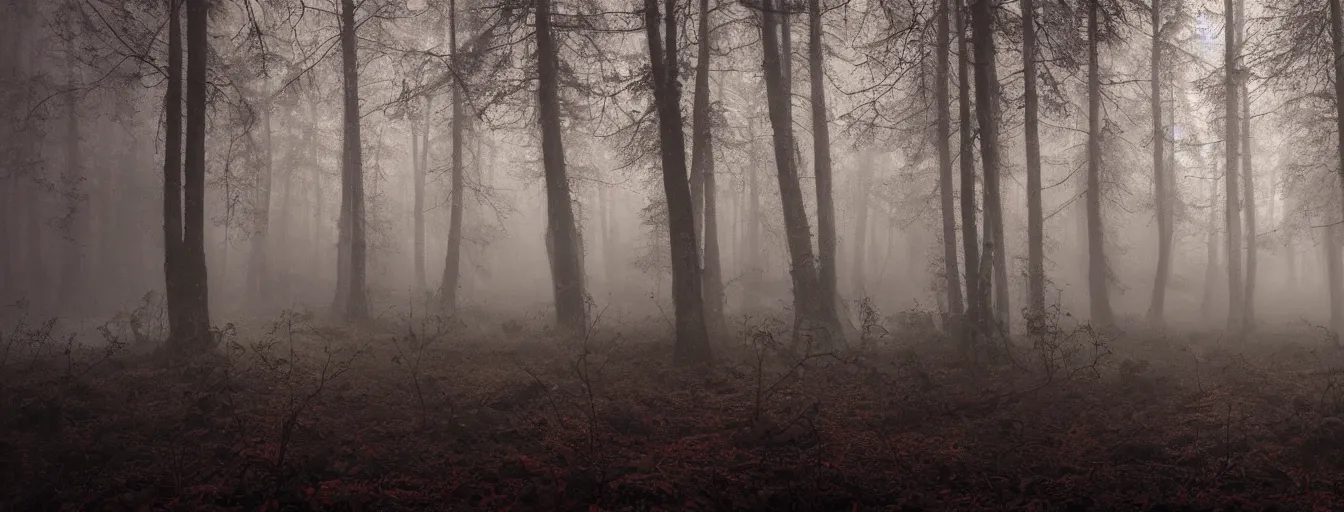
[4,304,1344,511]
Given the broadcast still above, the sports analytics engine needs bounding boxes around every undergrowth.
[2,299,1344,510]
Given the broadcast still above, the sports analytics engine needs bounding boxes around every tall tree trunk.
[182,0,212,347]
[761,0,826,345]
[441,0,465,312]
[1332,0,1344,230]
[1022,0,1045,328]
[276,107,295,300]
[163,0,185,344]
[1238,0,1255,330]
[646,0,712,364]
[691,0,728,340]
[1202,172,1220,319]
[850,152,873,298]
[335,0,369,319]
[249,103,274,304]
[1328,223,1344,336]
[1287,233,1297,287]
[956,0,981,348]
[746,134,762,311]
[1085,0,1114,327]
[309,98,325,286]
[411,105,425,291]
[808,0,844,341]
[969,0,1008,333]
[970,0,1005,335]
[60,43,85,311]
[935,0,963,324]
[537,0,587,333]
[1147,0,1172,324]
[598,186,617,293]
[1223,0,1244,332]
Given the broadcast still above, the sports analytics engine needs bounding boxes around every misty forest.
[5,0,1344,508]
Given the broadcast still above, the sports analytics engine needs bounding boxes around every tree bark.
[1085,0,1114,327]
[537,0,587,334]
[1223,0,1244,333]
[411,103,425,291]
[1022,0,1045,329]
[163,0,185,345]
[1330,0,1344,336]
[182,0,212,347]
[59,40,85,311]
[935,0,964,324]
[1332,0,1344,229]
[248,102,274,304]
[808,0,844,341]
[970,0,1005,334]
[334,0,369,320]
[646,0,712,364]
[441,0,465,312]
[691,0,728,340]
[1328,223,1344,336]
[276,106,295,301]
[1238,0,1255,331]
[956,0,981,347]
[309,98,324,285]
[599,186,618,293]
[1147,0,1172,324]
[761,0,827,345]
[850,152,873,298]
[746,131,762,312]
[1202,171,1220,319]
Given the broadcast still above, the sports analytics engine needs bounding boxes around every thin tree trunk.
[309,99,324,286]
[691,0,728,340]
[441,0,465,312]
[746,134,762,311]
[182,0,212,347]
[808,0,844,341]
[956,0,981,348]
[1085,0,1114,327]
[276,107,295,300]
[1203,172,1220,319]
[970,0,1005,335]
[59,37,85,310]
[249,103,273,304]
[935,0,964,324]
[1287,232,1297,287]
[1332,0,1344,231]
[599,186,618,294]
[850,152,873,298]
[537,0,587,334]
[1148,0,1172,324]
[1223,0,1244,332]
[1328,223,1344,335]
[411,105,425,291]
[1022,0,1045,328]
[1238,0,1255,330]
[646,0,712,364]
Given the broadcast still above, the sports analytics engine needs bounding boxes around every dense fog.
[3,0,1341,343]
